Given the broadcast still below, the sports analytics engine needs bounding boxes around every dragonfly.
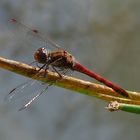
[7,19,129,111]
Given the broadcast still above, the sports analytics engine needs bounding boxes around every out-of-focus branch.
[0,56,140,105]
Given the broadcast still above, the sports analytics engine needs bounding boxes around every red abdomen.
[73,61,129,98]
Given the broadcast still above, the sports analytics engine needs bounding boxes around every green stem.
[106,101,140,114]
[120,103,140,114]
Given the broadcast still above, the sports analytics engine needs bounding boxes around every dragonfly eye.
[34,47,48,64]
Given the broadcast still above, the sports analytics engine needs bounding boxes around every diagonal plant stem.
[0,56,140,105]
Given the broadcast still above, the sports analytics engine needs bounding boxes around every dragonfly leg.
[37,63,47,72]
[28,61,37,66]
[43,64,49,77]
[36,62,43,68]
[46,57,64,77]
[51,66,62,78]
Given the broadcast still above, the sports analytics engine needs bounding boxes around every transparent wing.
[5,68,72,111]
[18,82,53,111]
[5,62,50,110]
[5,79,36,102]
[5,62,48,101]
[9,19,62,50]
[5,79,50,111]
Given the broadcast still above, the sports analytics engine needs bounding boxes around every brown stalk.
[0,56,140,105]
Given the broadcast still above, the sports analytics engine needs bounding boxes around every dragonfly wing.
[5,79,48,111]
[9,19,62,50]
[19,82,52,111]
[5,79,36,102]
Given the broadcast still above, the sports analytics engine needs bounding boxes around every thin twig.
[106,101,140,114]
[0,56,140,105]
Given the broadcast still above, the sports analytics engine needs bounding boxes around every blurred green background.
[0,0,140,140]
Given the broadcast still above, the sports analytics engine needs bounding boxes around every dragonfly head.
[34,47,48,64]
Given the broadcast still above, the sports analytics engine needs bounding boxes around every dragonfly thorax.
[34,47,49,64]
